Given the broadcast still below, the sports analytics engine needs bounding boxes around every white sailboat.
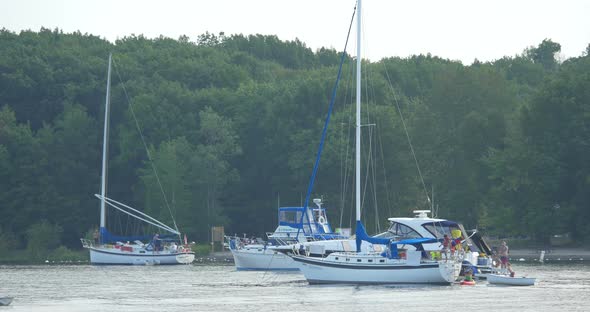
[290,0,461,284]
[80,54,195,265]
[228,199,348,270]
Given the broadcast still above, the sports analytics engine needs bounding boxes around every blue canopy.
[355,221,390,251]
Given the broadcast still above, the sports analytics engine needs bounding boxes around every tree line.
[0,28,589,258]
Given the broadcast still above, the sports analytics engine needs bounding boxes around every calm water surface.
[1,262,589,311]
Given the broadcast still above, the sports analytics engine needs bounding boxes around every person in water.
[464,269,474,282]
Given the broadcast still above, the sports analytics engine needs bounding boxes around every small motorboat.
[487,274,536,286]
[0,297,13,306]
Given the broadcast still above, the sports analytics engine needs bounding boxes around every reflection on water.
[1,262,589,311]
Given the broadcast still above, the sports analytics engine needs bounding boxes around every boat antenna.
[111,57,180,238]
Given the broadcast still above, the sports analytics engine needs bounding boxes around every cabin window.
[346,258,350,261]
[279,210,303,224]
[381,222,422,240]
[335,257,339,260]
[379,259,385,263]
[139,251,145,254]
[368,259,373,262]
[357,259,362,262]
[422,222,461,240]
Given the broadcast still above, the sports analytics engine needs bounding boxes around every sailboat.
[289,0,462,284]
[228,198,348,270]
[80,54,195,265]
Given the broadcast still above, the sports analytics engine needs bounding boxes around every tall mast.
[100,53,112,229]
[355,0,362,222]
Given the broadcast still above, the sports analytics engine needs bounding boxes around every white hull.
[487,274,536,286]
[229,239,376,271]
[292,253,461,285]
[230,246,298,270]
[88,246,195,265]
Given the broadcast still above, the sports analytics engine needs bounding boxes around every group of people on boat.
[150,233,182,252]
[440,231,468,258]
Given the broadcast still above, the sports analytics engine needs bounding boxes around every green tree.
[525,39,561,71]
[26,220,63,260]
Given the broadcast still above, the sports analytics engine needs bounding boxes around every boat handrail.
[80,238,93,248]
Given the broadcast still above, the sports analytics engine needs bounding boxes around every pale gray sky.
[1,0,589,64]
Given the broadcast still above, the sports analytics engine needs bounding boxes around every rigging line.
[339,120,347,229]
[382,63,432,206]
[96,195,179,233]
[111,57,180,236]
[371,127,380,233]
[347,61,356,231]
[340,58,353,227]
[339,57,355,230]
[359,52,379,233]
[366,54,382,233]
[344,62,356,229]
[296,3,356,239]
[360,123,371,226]
[97,195,180,234]
[376,123,394,218]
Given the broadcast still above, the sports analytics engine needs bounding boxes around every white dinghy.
[487,274,536,286]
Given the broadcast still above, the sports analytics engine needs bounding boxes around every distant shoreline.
[509,247,590,261]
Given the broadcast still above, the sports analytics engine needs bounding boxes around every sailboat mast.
[100,53,112,229]
[355,0,362,222]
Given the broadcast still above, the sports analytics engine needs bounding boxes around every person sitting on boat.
[93,228,100,245]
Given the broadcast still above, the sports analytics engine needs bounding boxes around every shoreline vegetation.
[0,29,589,253]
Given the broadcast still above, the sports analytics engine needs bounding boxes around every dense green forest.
[1,28,589,259]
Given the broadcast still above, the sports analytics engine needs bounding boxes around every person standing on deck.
[498,241,515,276]
[153,233,161,252]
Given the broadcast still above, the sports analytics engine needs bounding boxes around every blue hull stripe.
[236,267,299,271]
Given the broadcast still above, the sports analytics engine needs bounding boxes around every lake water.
[1,262,589,311]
